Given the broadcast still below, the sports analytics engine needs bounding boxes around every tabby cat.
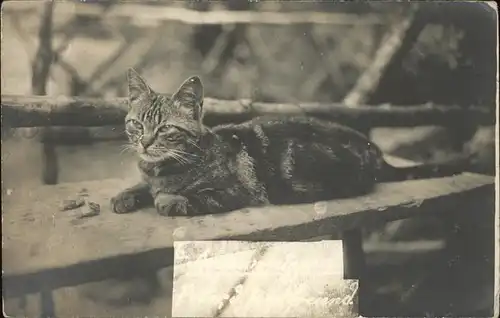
[111,69,467,216]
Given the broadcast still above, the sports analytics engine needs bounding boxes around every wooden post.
[40,128,59,185]
[31,1,58,185]
[40,289,55,318]
[342,229,365,280]
[342,229,365,315]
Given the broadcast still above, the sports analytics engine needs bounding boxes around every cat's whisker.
[178,152,199,159]
[169,149,195,165]
[175,151,198,162]
[186,140,202,151]
[175,154,191,165]
[153,147,197,162]
[168,151,189,165]
[119,144,135,155]
[174,148,200,158]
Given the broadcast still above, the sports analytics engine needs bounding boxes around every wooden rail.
[1,95,495,129]
[4,2,385,26]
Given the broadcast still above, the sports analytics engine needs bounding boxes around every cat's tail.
[379,155,472,182]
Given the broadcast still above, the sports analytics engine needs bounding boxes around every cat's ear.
[127,68,152,103]
[172,76,204,121]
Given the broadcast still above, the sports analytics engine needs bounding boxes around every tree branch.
[1,95,494,129]
[31,1,54,96]
[343,7,423,107]
[26,2,385,26]
[9,7,87,96]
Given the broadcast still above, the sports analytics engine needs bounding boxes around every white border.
[492,0,499,316]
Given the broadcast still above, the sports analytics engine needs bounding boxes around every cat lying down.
[111,69,469,217]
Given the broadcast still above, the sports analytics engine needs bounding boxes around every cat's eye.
[158,126,181,141]
[158,126,178,134]
[127,119,143,131]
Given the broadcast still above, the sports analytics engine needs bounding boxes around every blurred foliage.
[405,24,465,72]
[1,1,496,108]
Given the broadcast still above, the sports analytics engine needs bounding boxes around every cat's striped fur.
[111,69,468,216]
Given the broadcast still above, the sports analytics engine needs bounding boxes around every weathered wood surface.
[2,172,493,297]
[3,2,384,26]
[1,95,495,129]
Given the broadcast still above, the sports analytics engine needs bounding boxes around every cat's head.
[125,68,205,163]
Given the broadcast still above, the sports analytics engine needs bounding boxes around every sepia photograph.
[1,1,498,317]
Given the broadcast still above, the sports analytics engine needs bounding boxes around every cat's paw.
[154,194,189,216]
[111,191,139,214]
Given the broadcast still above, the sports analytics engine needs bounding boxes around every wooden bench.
[2,169,494,316]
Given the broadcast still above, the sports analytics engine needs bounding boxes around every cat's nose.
[140,135,154,149]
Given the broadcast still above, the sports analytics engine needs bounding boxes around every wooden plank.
[2,173,493,297]
[383,154,422,167]
[2,2,385,26]
[1,95,495,128]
